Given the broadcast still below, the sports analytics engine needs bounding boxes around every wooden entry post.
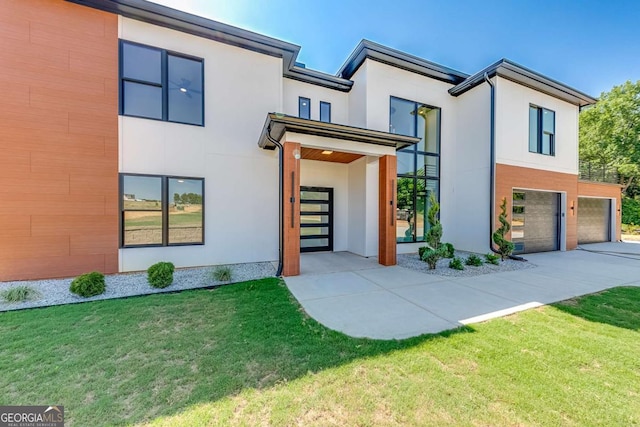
[282,142,301,276]
[378,155,397,265]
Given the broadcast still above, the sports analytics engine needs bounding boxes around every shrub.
[466,254,483,266]
[421,247,446,270]
[0,286,41,303]
[485,253,501,265]
[492,197,515,260]
[622,197,640,225]
[442,242,455,258]
[147,262,175,289]
[212,266,233,282]
[425,193,443,249]
[70,272,106,297]
[449,257,465,270]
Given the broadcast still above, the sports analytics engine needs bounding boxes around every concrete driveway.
[284,243,640,339]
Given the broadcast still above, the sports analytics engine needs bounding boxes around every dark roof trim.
[449,59,597,107]
[258,114,420,151]
[66,0,352,91]
[338,40,469,84]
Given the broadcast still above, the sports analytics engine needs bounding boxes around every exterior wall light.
[293,148,301,160]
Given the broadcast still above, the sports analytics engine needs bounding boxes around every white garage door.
[512,190,560,254]
[578,197,611,244]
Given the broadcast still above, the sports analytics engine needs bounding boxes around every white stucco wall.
[300,160,349,251]
[283,78,349,124]
[495,77,579,175]
[348,62,368,129]
[450,82,492,253]
[118,17,282,271]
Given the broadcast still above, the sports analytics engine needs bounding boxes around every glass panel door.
[300,186,333,252]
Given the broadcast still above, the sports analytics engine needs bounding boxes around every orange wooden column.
[282,142,301,276]
[378,155,397,266]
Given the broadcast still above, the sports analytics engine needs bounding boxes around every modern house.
[0,0,621,282]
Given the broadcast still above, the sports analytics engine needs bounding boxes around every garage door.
[577,197,611,244]
[512,190,560,254]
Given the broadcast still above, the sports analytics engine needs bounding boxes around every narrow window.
[529,105,555,155]
[299,97,310,119]
[320,101,331,123]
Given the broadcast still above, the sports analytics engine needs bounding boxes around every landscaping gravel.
[397,251,537,278]
[0,262,276,312]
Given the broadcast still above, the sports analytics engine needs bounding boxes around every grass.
[1,280,639,426]
[211,265,233,281]
[0,285,40,302]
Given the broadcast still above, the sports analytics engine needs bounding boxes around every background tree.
[579,80,640,195]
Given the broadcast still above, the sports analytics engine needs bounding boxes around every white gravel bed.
[0,262,276,312]
[397,251,537,277]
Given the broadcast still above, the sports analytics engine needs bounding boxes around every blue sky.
[152,0,639,97]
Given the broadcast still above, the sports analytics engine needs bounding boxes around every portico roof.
[258,113,420,151]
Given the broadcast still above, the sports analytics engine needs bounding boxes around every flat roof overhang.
[258,114,420,151]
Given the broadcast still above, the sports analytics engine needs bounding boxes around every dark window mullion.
[161,50,168,122]
[161,176,168,246]
[122,77,162,88]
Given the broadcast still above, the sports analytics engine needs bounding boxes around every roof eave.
[258,114,420,151]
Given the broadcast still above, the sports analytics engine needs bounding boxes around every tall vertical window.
[390,97,441,243]
[529,105,555,155]
[121,174,204,247]
[299,97,311,119]
[120,40,204,126]
[320,101,331,123]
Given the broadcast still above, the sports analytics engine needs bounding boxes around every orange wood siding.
[282,142,301,276]
[378,155,397,265]
[0,0,118,281]
[495,163,579,250]
[578,181,622,241]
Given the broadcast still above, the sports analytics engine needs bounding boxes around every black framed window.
[120,174,204,247]
[120,40,204,126]
[299,97,310,119]
[390,96,441,243]
[529,105,555,156]
[320,101,331,123]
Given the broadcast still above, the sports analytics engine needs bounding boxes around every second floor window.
[299,97,311,119]
[120,40,204,126]
[320,101,331,123]
[529,105,555,156]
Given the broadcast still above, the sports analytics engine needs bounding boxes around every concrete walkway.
[284,243,640,339]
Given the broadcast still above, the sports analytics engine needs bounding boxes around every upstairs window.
[529,105,555,155]
[120,41,204,126]
[320,101,331,123]
[299,97,310,119]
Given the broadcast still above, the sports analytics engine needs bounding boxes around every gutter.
[484,73,501,256]
[265,126,284,277]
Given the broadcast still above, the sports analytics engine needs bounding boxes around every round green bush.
[70,272,106,297]
[147,261,175,288]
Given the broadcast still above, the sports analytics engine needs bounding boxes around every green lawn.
[1,279,639,426]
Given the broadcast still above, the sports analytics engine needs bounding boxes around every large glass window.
[529,105,555,156]
[120,40,204,126]
[121,174,204,247]
[390,97,441,243]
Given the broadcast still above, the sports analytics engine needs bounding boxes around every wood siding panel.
[496,163,579,250]
[282,142,301,276]
[0,0,118,281]
[378,155,397,266]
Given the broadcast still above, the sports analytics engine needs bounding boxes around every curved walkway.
[284,243,640,339]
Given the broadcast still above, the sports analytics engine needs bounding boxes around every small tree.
[426,192,442,249]
[492,197,515,260]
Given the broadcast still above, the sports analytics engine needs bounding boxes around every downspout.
[484,72,501,256]
[266,125,284,277]
[484,73,525,261]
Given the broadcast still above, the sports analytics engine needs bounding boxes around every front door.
[300,186,333,252]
